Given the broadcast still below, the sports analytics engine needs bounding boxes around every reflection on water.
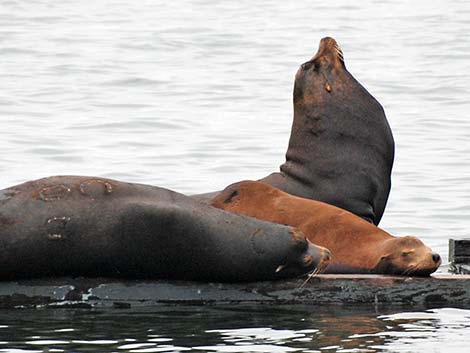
[371,308,470,352]
[0,306,468,352]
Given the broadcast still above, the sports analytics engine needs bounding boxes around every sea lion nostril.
[432,253,441,263]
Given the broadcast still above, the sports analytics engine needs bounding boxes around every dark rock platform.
[0,274,469,309]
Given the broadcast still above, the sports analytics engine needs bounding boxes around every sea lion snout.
[311,37,345,69]
[298,38,344,73]
[305,242,331,271]
[275,235,331,277]
[291,229,331,271]
[432,252,441,265]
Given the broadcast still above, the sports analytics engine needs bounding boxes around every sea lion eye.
[301,60,316,71]
[401,252,409,257]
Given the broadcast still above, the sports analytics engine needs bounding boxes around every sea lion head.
[375,236,441,276]
[275,229,331,278]
[293,36,346,106]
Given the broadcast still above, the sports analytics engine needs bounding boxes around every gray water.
[0,0,469,351]
[0,306,469,353]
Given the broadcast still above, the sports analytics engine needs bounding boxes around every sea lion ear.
[210,184,240,207]
[380,253,391,261]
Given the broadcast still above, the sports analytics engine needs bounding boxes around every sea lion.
[0,176,331,282]
[211,181,441,276]
[261,37,394,225]
[195,37,394,225]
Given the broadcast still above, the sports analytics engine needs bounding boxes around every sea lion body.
[211,181,441,276]
[0,176,329,282]
[195,37,394,225]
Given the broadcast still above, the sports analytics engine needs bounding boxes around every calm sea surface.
[0,0,469,352]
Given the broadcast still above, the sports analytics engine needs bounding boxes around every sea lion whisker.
[407,258,438,275]
[402,269,411,276]
[403,264,419,276]
[333,44,344,61]
[402,266,414,276]
[298,267,321,289]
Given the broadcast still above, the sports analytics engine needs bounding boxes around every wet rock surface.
[0,275,468,309]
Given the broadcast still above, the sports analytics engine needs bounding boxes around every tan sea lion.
[211,181,441,276]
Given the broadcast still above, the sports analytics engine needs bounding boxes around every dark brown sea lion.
[195,37,394,225]
[0,176,331,282]
[211,181,441,276]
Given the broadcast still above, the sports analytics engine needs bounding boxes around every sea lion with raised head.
[261,37,394,225]
[211,181,441,276]
[0,176,331,282]
[195,37,394,225]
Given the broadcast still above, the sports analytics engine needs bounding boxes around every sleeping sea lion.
[0,176,331,282]
[211,181,441,276]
